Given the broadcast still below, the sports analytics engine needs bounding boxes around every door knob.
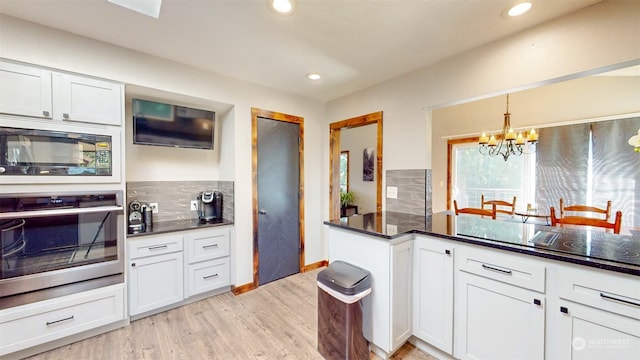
[259,209,267,215]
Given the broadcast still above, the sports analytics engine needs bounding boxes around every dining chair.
[558,198,611,221]
[454,200,496,219]
[481,195,517,216]
[550,199,622,234]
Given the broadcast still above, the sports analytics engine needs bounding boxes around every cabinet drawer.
[185,228,230,264]
[128,234,183,259]
[458,246,545,292]
[187,258,230,297]
[0,284,124,356]
[557,266,640,320]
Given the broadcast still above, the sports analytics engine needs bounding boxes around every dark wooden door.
[257,116,300,285]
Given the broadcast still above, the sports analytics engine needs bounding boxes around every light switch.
[386,224,398,235]
[387,186,398,199]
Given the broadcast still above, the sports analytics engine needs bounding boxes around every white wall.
[326,0,640,210]
[341,125,377,213]
[0,15,327,287]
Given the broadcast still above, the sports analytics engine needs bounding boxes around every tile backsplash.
[126,181,234,222]
[385,169,432,216]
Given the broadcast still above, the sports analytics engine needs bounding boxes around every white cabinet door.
[456,271,545,360]
[128,252,184,316]
[556,300,640,360]
[413,236,454,355]
[52,72,122,126]
[391,240,412,349]
[0,61,52,119]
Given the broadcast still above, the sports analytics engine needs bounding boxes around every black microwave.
[0,127,112,176]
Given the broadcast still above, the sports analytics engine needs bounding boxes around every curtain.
[535,123,590,212]
[591,117,640,227]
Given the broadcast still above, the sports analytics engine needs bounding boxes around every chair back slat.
[560,198,611,221]
[454,200,496,219]
[481,195,517,216]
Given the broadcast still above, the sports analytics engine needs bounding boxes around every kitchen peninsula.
[324,212,640,360]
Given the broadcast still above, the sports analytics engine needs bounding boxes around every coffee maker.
[197,190,223,222]
[128,200,144,232]
[128,201,153,232]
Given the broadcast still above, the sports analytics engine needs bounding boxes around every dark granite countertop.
[324,211,640,276]
[127,218,233,238]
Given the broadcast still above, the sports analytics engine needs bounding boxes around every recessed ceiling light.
[306,73,321,81]
[268,0,296,15]
[507,2,532,17]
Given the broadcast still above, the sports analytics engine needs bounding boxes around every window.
[340,151,349,192]
[450,116,640,227]
[451,141,535,210]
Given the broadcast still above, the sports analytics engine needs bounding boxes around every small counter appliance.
[197,190,223,222]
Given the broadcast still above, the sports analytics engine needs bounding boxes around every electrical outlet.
[149,202,158,214]
[386,186,398,199]
[190,200,198,211]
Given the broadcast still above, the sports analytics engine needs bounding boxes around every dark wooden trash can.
[317,261,371,360]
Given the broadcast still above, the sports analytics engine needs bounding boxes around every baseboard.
[231,281,256,295]
[231,260,327,296]
[303,260,328,272]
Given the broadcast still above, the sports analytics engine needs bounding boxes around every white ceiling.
[0,0,603,102]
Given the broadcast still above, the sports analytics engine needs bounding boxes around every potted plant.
[340,189,355,208]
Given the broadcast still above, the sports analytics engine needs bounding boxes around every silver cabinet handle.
[46,315,74,326]
[202,244,219,249]
[63,113,70,119]
[481,263,513,275]
[259,209,267,215]
[42,110,50,117]
[203,273,219,280]
[148,244,168,251]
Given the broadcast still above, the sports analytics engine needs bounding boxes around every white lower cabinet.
[127,226,232,317]
[454,246,546,360]
[128,251,184,316]
[456,271,545,360]
[556,300,640,360]
[128,233,184,316]
[413,235,454,355]
[184,227,231,297]
[0,284,124,356]
[186,257,230,297]
[554,265,640,359]
[391,240,413,348]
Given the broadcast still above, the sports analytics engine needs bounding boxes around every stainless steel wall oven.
[0,191,124,309]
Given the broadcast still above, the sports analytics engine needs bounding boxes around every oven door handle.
[0,206,124,220]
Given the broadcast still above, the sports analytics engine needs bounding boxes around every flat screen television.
[132,98,215,150]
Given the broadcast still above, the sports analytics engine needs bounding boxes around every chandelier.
[478,94,538,161]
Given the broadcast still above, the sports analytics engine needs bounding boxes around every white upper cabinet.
[0,61,53,119]
[0,59,123,126]
[52,72,122,126]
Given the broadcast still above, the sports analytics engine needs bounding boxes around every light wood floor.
[26,269,436,360]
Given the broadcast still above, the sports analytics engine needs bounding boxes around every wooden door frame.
[329,111,383,220]
[251,107,304,288]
